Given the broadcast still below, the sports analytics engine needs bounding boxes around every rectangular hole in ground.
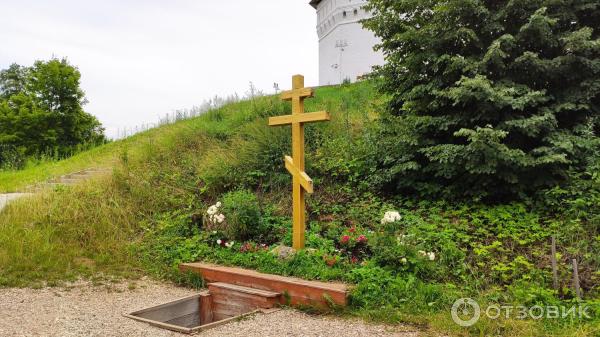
[125,293,259,334]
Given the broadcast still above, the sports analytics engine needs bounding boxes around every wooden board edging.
[179,262,349,308]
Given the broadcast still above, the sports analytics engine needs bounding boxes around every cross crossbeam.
[268,111,329,127]
[284,156,313,194]
[268,74,330,250]
[280,87,313,101]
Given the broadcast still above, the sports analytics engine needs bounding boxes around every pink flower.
[341,235,350,244]
[357,235,367,243]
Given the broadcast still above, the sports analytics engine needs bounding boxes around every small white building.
[309,0,384,86]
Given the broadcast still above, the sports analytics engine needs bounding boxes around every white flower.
[381,211,402,224]
[216,202,222,208]
[418,250,436,261]
[216,239,222,245]
[212,231,217,234]
[207,205,218,216]
[225,241,235,248]
[401,258,407,264]
[216,214,225,223]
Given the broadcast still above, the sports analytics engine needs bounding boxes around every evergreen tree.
[363,0,600,200]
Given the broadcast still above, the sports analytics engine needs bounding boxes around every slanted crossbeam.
[268,74,330,250]
[285,156,313,194]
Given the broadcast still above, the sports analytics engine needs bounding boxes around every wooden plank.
[212,312,234,322]
[123,313,194,334]
[296,111,330,123]
[208,282,281,297]
[198,309,262,331]
[199,293,213,324]
[165,313,201,329]
[284,156,314,194]
[210,292,270,307]
[268,114,294,126]
[208,282,281,299]
[268,111,330,126]
[128,294,202,323]
[210,291,277,309]
[180,263,348,307]
[280,87,314,101]
[212,304,246,317]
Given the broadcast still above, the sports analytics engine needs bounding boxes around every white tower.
[310,0,384,86]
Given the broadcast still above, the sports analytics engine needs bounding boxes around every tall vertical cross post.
[268,75,330,250]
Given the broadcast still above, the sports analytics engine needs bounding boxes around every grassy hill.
[0,81,597,337]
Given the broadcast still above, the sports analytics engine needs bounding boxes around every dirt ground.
[0,278,420,337]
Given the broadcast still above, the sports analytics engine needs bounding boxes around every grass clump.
[0,178,140,287]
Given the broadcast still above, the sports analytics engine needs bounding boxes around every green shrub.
[0,144,25,170]
[369,217,438,280]
[364,0,600,200]
[220,190,261,241]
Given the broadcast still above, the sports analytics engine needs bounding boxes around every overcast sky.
[0,1,318,138]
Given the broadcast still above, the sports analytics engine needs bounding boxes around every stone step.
[51,178,80,184]
[17,167,112,193]
[62,174,90,179]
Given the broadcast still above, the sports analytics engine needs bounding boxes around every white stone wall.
[314,0,384,86]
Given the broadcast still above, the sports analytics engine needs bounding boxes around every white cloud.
[0,0,319,138]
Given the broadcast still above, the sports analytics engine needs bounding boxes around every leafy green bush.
[0,59,106,165]
[0,144,25,170]
[220,190,261,241]
[364,0,600,200]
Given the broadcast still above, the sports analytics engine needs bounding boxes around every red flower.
[351,256,359,264]
[341,235,350,244]
[349,227,356,233]
[357,235,367,243]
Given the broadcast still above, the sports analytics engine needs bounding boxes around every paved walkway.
[0,193,31,212]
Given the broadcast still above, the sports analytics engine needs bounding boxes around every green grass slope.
[0,120,204,193]
[0,82,378,284]
[0,82,597,337]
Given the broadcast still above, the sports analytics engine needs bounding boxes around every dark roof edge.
[309,0,322,9]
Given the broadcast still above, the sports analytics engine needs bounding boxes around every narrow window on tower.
[343,11,347,18]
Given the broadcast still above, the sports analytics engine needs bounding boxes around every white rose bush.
[205,201,226,231]
[369,210,439,277]
[204,202,236,249]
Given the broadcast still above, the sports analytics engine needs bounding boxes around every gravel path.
[0,279,419,337]
[199,310,420,337]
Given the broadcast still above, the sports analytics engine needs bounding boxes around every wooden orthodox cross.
[269,75,330,250]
